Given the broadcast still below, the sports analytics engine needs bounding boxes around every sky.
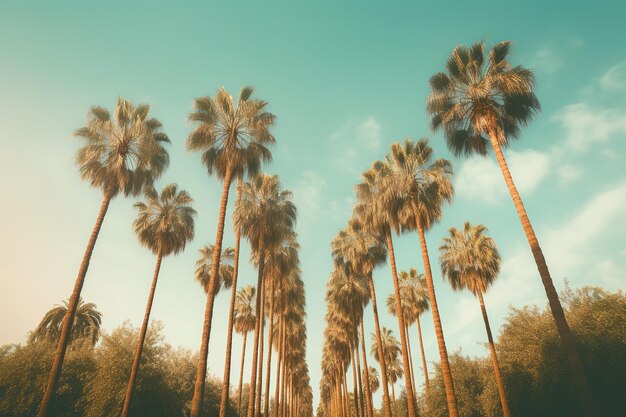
[1,0,625,411]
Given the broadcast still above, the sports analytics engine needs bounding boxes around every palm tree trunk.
[390,382,396,410]
[354,341,366,417]
[416,316,429,388]
[255,281,266,417]
[477,291,511,417]
[247,254,265,417]
[488,132,597,417]
[280,326,288,417]
[121,251,163,417]
[384,227,417,417]
[341,363,349,417]
[37,191,113,417]
[416,221,458,417]
[191,167,234,417]
[219,179,243,417]
[273,316,284,417]
[359,320,374,417]
[405,324,418,401]
[351,346,360,417]
[367,273,393,417]
[237,332,249,416]
[264,280,277,417]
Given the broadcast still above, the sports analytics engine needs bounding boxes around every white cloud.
[556,164,583,183]
[330,117,383,174]
[558,103,626,152]
[456,149,550,204]
[600,61,626,92]
[292,171,326,220]
[356,117,382,149]
[530,49,563,74]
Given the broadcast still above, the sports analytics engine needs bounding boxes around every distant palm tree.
[371,327,402,405]
[195,245,235,295]
[38,98,170,417]
[440,222,510,417]
[365,366,380,395]
[186,86,275,417]
[234,174,296,417]
[402,269,430,389]
[427,41,596,416]
[235,285,257,416]
[121,184,196,417]
[30,298,102,346]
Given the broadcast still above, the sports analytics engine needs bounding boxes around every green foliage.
[418,286,626,417]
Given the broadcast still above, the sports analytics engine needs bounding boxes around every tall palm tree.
[332,217,392,417]
[30,298,102,347]
[186,86,275,417]
[38,98,170,417]
[234,174,296,417]
[371,327,403,405]
[195,245,235,295]
[121,184,196,417]
[427,41,596,416]
[364,366,380,396]
[439,222,510,417]
[235,285,257,415]
[401,269,431,388]
[385,139,457,415]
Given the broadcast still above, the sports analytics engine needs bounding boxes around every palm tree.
[439,222,510,417]
[234,174,296,417]
[30,298,102,346]
[364,366,380,396]
[332,217,392,417]
[121,184,196,417]
[195,244,235,295]
[427,41,596,416]
[235,285,257,415]
[186,86,275,417]
[38,98,170,417]
[384,139,457,415]
[371,327,403,405]
[402,269,431,389]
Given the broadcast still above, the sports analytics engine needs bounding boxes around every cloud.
[557,103,626,152]
[600,61,626,92]
[330,117,383,174]
[455,149,550,204]
[292,171,326,220]
[555,164,582,184]
[530,49,563,74]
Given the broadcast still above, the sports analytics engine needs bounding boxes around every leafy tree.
[30,298,102,347]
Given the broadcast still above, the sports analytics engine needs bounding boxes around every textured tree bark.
[405,324,418,402]
[488,131,597,417]
[121,251,163,417]
[255,279,266,417]
[385,227,417,417]
[37,191,112,417]
[367,273,393,417]
[354,341,365,417]
[247,255,265,417]
[273,317,284,417]
[191,167,234,417]
[416,316,429,388]
[416,221,459,417]
[237,332,248,416]
[219,179,243,417]
[351,345,360,417]
[263,280,277,417]
[477,291,511,417]
[359,320,374,417]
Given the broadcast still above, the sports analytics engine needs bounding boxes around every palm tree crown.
[74,97,170,197]
[195,245,235,293]
[30,298,102,346]
[439,222,501,296]
[427,41,540,155]
[132,184,196,257]
[234,285,257,335]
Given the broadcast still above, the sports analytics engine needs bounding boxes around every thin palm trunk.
[417,221,458,417]
[405,324,417,400]
[273,317,284,417]
[477,291,511,417]
[121,251,163,417]
[191,167,234,417]
[390,382,396,410]
[280,329,287,417]
[385,227,417,417]
[341,363,349,417]
[219,181,243,417]
[247,255,265,417]
[488,132,596,417]
[354,341,365,417]
[351,346,360,417]
[359,320,374,417]
[255,282,266,417]
[415,316,429,388]
[263,280,277,417]
[237,332,249,416]
[38,191,113,417]
[367,273,393,417]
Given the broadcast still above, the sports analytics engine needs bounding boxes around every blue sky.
[1,0,625,410]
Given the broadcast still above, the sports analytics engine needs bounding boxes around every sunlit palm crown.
[365,366,380,393]
[234,285,256,335]
[387,139,454,232]
[29,298,102,346]
[427,41,540,155]
[74,97,170,197]
[326,267,369,326]
[439,222,501,296]
[355,159,402,235]
[186,86,275,180]
[370,326,401,366]
[331,216,387,277]
[132,184,196,257]
[234,174,297,257]
[399,268,430,315]
[264,231,300,286]
[194,244,235,293]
